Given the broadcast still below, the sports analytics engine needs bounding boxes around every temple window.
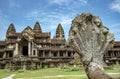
[108,51,112,57]
[45,51,49,57]
[68,52,72,57]
[0,53,3,58]
[39,51,43,57]
[33,50,36,55]
[9,52,13,57]
[60,51,64,57]
[53,52,57,57]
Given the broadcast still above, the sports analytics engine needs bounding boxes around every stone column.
[63,52,65,57]
[3,52,6,58]
[14,43,18,56]
[57,51,59,57]
[49,51,51,57]
[112,51,116,57]
[116,61,119,65]
[43,51,45,57]
[36,50,38,56]
[110,51,112,57]
[19,45,22,55]
[66,51,68,57]
[119,51,120,57]
[28,42,31,56]
[71,52,73,57]
[117,51,119,57]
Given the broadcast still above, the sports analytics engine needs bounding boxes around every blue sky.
[0,0,120,41]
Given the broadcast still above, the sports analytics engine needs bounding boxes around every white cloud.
[79,0,87,4]
[26,10,40,18]
[48,0,87,6]
[49,0,72,5]
[61,17,72,25]
[110,0,120,13]
[0,10,10,40]
[8,0,20,8]
[109,23,120,41]
[42,13,72,30]
[25,9,74,38]
[110,23,120,33]
[110,23,120,27]
[110,27,120,34]
[25,0,88,38]
[26,10,73,26]
[110,29,120,41]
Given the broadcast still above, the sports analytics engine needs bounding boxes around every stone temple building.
[0,22,74,70]
[0,22,120,70]
[104,42,120,65]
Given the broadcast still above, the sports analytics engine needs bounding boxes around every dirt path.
[3,73,120,79]
[16,73,120,79]
[17,74,86,79]
[2,74,16,79]
[108,73,120,75]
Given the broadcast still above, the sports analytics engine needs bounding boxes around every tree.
[69,13,119,79]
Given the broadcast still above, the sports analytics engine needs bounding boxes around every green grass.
[14,67,87,79]
[0,69,12,78]
[0,65,119,79]
[105,65,120,77]
[105,65,120,72]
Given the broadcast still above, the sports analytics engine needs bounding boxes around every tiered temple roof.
[6,23,16,37]
[33,21,42,33]
[54,24,65,40]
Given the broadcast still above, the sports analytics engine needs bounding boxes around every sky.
[0,0,120,41]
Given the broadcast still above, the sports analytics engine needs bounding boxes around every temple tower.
[6,23,16,36]
[33,21,42,34]
[54,23,65,40]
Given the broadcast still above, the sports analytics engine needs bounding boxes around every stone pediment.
[22,26,34,40]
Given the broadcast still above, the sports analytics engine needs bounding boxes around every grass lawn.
[105,65,120,78]
[0,65,119,79]
[14,67,87,79]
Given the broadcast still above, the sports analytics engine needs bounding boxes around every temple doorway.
[22,46,28,56]
[20,38,29,57]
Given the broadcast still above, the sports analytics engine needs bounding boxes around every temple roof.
[50,48,66,51]
[6,33,22,38]
[109,48,120,51]
[34,32,50,38]
[0,41,6,53]
[38,47,50,51]
[6,23,16,36]
[114,41,120,46]
[38,47,73,51]
[33,21,42,33]
[51,39,66,44]
[5,48,14,51]
[0,41,6,46]
[0,49,5,52]
[23,26,32,32]
[54,24,65,40]
[6,40,16,44]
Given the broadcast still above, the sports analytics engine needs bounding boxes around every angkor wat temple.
[0,22,74,70]
[0,22,120,70]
